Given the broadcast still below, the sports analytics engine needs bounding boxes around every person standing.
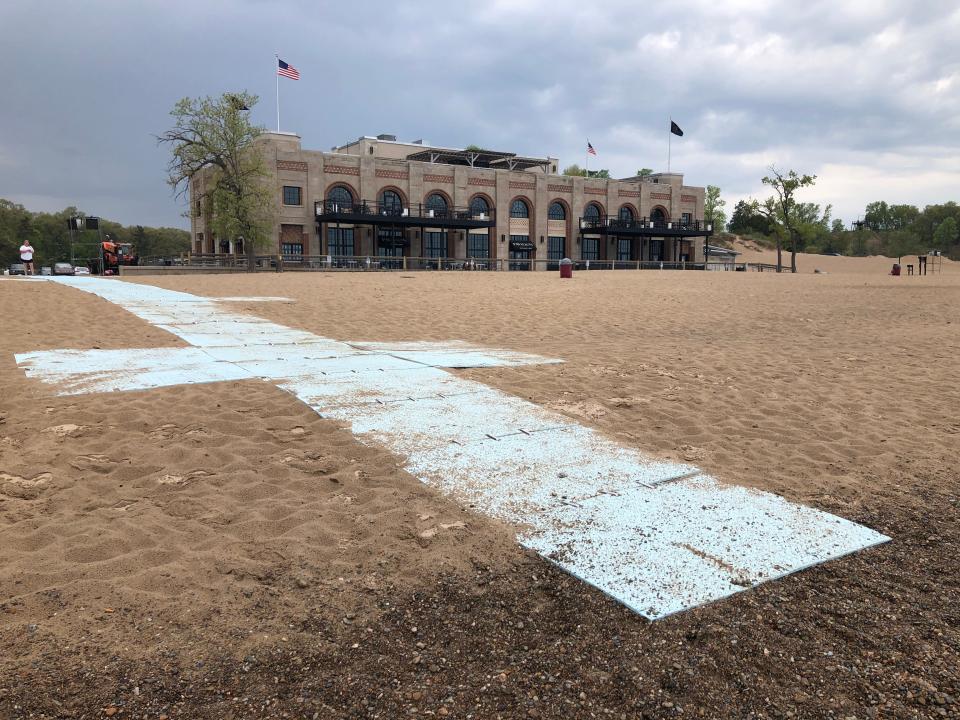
[19,239,35,275]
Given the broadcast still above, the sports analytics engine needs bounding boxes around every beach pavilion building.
[190,132,714,270]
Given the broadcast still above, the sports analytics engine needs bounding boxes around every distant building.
[705,244,741,270]
[190,132,714,269]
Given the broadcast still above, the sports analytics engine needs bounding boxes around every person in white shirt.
[19,240,35,275]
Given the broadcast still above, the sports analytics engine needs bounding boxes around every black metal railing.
[315,199,496,224]
[579,216,714,234]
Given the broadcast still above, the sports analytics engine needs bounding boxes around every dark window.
[649,239,664,261]
[681,212,692,226]
[327,186,353,209]
[327,227,354,256]
[469,196,489,218]
[195,200,202,216]
[510,199,530,218]
[548,202,566,220]
[584,203,601,220]
[380,190,403,214]
[426,193,448,218]
[281,242,303,257]
[651,208,667,223]
[378,229,404,268]
[547,236,565,260]
[617,238,631,261]
[467,233,489,258]
[582,237,600,260]
[509,234,531,270]
[424,231,447,258]
[619,206,634,223]
[283,186,302,206]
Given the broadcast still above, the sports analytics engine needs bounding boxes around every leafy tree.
[727,199,772,236]
[636,168,654,178]
[886,230,922,261]
[754,166,817,273]
[704,185,726,230]
[159,91,273,268]
[933,216,958,250]
[562,164,610,178]
[831,219,844,234]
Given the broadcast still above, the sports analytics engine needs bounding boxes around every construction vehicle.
[88,237,139,275]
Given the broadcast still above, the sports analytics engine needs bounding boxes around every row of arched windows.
[326,185,657,222]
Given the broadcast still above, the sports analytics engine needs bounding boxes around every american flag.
[587,141,597,156]
[277,59,300,80]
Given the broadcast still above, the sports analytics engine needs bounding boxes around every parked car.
[9,263,26,276]
[53,262,75,275]
[74,266,90,275]
[40,266,53,275]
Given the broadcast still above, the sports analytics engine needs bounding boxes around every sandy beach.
[1,250,958,718]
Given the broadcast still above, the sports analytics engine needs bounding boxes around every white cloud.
[0,0,958,226]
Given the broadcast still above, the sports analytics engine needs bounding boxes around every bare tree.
[159,92,274,269]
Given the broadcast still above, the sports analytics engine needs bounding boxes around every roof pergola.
[405,147,552,172]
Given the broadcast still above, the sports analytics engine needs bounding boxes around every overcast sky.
[2,0,958,228]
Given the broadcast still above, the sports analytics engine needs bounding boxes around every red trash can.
[559,257,573,279]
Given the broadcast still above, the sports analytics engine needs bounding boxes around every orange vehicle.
[88,237,139,275]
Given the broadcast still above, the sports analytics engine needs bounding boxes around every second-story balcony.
[315,200,496,229]
[579,216,714,236]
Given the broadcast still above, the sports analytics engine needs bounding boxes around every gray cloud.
[1,0,958,227]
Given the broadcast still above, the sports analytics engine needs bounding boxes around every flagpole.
[668,118,671,174]
[275,54,280,132]
[585,139,589,176]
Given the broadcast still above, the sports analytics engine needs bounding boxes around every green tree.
[159,91,273,268]
[755,166,817,273]
[933,217,958,250]
[704,185,726,230]
[636,168,654,178]
[728,199,771,236]
[562,164,610,178]
[831,219,844,234]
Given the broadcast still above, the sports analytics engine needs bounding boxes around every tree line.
[724,192,960,262]
[0,199,190,268]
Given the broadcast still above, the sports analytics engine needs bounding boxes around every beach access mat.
[15,276,890,619]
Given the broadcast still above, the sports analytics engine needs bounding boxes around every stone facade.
[190,132,710,267]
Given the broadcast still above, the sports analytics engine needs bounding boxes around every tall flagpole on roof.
[585,139,589,176]
[275,54,280,132]
[668,117,672,174]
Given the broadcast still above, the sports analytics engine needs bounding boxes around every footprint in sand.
[43,424,83,438]
[157,469,214,486]
[0,471,53,488]
[70,454,122,473]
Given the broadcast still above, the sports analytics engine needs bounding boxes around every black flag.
[670,121,684,137]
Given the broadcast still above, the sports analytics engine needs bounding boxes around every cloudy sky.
[2,0,958,228]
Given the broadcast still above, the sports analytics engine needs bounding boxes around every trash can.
[559,257,573,279]
[891,263,901,276]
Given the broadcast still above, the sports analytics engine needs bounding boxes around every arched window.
[426,193,448,217]
[380,189,403,214]
[469,196,489,217]
[327,186,353,209]
[584,203,601,220]
[510,199,530,218]
[548,202,566,220]
[651,207,667,223]
[619,206,635,223]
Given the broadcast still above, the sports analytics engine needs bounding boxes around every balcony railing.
[315,199,495,225]
[579,216,714,235]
